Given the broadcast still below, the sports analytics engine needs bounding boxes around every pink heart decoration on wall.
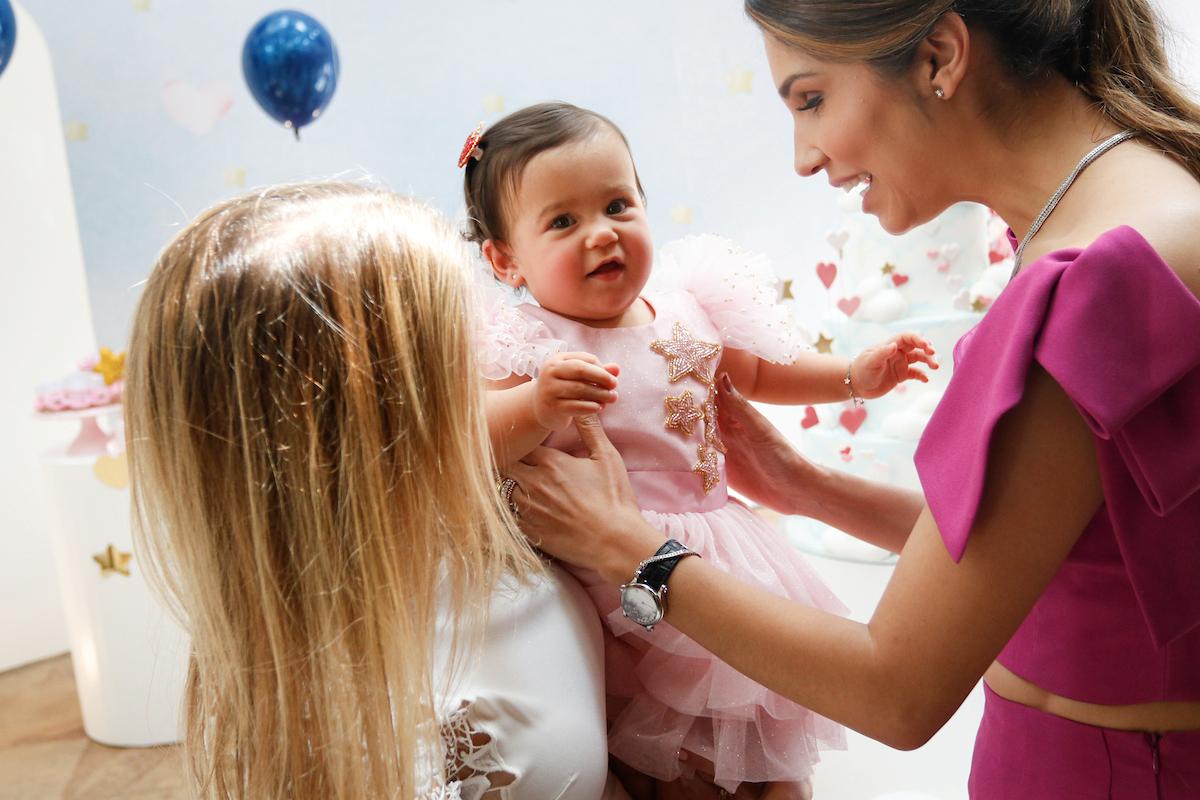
[839,406,867,435]
[815,262,838,289]
[839,446,853,463]
[892,273,910,287]
[801,406,819,429]
[836,296,861,318]
[162,80,233,136]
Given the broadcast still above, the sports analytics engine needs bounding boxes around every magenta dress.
[479,237,846,793]
[914,227,1200,798]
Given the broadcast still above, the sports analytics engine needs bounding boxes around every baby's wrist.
[844,356,866,406]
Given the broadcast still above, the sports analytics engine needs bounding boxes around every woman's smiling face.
[762,33,947,234]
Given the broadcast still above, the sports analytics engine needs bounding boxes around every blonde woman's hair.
[126,181,542,798]
[745,0,1200,182]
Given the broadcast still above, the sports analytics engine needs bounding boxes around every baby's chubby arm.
[487,352,620,466]
[720,332,937,406]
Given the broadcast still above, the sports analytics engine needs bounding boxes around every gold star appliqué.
[93,544,132,577]
[650,322,721,385]
[692,444,721,495]
[814,333,834,354]
[93,348,126,385]
[664,390,704,436]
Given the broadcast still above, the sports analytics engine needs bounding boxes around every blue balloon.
[0,0,16,80]
[242,10,338,138]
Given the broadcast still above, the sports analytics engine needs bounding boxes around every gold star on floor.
[92,347,126,385]
[664,390,703,436]
[814,333,834,354]
[781,279,795,300]
[692,444,721,495]
[881,262,896,275]
[650,322,722,385]
[93,544,132,577]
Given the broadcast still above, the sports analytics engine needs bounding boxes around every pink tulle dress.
[478,237,846,792]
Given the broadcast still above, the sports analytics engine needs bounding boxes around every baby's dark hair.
[462,102,645,244]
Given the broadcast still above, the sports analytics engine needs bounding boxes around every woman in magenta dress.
[502,1,1200,797]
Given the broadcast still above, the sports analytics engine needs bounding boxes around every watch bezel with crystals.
[619,581,665,629]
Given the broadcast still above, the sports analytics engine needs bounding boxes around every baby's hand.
[533,351,621,431]
[851,332,938,399]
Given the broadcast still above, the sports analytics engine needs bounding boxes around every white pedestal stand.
[40,408,190,747]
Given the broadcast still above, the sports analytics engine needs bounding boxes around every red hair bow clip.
[458,122,484,168]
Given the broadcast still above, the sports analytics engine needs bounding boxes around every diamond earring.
[934,87,946,99]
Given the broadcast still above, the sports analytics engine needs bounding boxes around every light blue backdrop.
[22,0,846,347]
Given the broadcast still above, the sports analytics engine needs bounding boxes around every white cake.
[770,195,1011,559]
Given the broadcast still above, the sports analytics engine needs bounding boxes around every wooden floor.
[0,654,189,799]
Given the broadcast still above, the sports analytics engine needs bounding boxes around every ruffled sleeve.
[653,235,811,364]
[914,226,1200,647]
[473,280,565,381]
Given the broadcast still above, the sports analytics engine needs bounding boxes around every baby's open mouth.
[588,259,624,277]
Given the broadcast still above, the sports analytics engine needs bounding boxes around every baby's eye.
[549,214,573,230]
[796,93,823,113]
[606,199,629,215]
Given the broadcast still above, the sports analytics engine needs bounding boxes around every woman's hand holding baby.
[850,332,938,399]
[533,352,621,431]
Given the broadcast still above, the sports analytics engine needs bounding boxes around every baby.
[464,102,936,798]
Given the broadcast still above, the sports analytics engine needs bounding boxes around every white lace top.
[426,565,629,800]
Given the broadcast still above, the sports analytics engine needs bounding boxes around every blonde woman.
[125,182,634,799]
[508,1,1200,797]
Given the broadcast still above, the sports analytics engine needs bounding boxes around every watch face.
[620,584,662,627]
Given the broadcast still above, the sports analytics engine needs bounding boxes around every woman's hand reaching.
[505,414,664,583]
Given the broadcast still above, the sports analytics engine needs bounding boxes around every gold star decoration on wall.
[92,348,126,385]
[724,66,754,95]
[650,322,722,385]
[664,390,704,436]
[881,262,896,275]
[971,297,990,313]
[814,333,834,354]
[93,544,133,577]
[781,279,795,300]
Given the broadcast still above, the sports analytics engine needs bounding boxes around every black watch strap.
[635,539,695,592]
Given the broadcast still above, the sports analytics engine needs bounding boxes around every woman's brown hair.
[126,181,541,798]
[745,0,1200,181]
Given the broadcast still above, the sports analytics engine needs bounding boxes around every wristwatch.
[619,539,699,631]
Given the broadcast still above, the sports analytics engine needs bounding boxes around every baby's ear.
[482,239,522,287]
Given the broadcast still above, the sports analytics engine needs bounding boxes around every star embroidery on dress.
[664,390,704,436]
[702,395,727,454]
[692,444,721,495]
[650,322,722,385]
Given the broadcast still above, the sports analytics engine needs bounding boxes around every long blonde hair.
[745,0,1200,181]
[126,182,542,798]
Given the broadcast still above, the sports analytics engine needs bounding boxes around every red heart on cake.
[801,406,819,429]
[892,273,910,287]
[816,261,838,289]
[839,406,867,435]
[836,296,861,317]
[839,446,853,462]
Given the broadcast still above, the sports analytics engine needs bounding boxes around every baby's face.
[501,130,653,326]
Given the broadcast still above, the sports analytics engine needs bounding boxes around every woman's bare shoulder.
[1065,149,1200,298]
